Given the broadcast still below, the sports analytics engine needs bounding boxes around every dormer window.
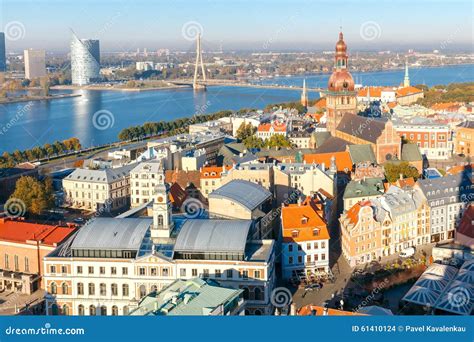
[291,230,299,238]
[313,228,320,236]
[301,216,308,224]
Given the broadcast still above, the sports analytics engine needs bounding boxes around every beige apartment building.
[130,161,163,207]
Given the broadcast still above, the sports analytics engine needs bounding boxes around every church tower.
[300,79,309,107]
[151,165,174,241]
[325,31,357,136]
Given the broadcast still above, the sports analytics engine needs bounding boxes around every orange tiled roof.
[303,151,352,172]
[357,87,383,98]
[431,102,460,111]
[396,86,423,97]
[282,196,329,242]
[446,164,474,176]
[298,305,365,316]
[345,201,372,227]
[0,218,75,247]
[165,170,201,189]
[387,102,398,109]
[392,177,415,189]
[314,97,326,108]
[200,165,231,179]
[257,122,287,132]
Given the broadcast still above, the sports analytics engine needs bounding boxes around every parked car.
[400,247,416,258]
[73,217,85,224]
[304,283,322,292]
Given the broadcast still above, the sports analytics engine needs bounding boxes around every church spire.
[403,58,410,87]
[301,79,308,107]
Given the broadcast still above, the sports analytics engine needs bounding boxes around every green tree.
[236,122,256,141]
[10,176,54,215]
[384,162,420,183]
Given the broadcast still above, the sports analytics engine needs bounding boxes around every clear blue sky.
[1,0,472,52]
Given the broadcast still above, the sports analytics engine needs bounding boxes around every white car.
[400,247,416,258]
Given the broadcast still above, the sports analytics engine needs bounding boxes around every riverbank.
[51,84,189,92]
[0,93,81,104]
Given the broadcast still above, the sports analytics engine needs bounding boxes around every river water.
[0,64,472,153]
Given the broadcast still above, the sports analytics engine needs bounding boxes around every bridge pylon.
[193,33,206,91]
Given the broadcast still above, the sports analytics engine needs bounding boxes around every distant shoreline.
[0,93,82,104]
[51,84,189,92]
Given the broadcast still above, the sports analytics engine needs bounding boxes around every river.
[0,64,472,153]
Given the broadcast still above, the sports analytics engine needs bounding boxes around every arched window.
[242,287,249,300]
[139,285,147,298]
[78,305,84,316]
[111,283,118,296]
[77,282,84,295]
[100,306,107,316]
[62,282,68,295]
[254,287,263,301]
[50,282,57,294]
[88,283,95,295]
[158,215,164,226]
[89,305,96,316]
[254,309,262,315]
[123,306,129,315]
[62,305,69,315]
[151,285,158,293]
[111,306,118,316]
[122,284,129,296]
[100,283,107,296]
[51,304,59,315]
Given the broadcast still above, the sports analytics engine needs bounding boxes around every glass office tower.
[70,33,100,85]
[0,33,6,72]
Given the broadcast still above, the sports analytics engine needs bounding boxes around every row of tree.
[416,82,474,107]
[9,176,55,216]
[0,138,82,168]
[117,110,233,141]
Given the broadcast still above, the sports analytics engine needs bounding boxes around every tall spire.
[301,78,308,107]
[403,58,410,87]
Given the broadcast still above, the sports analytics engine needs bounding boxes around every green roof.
[348,144,377,164]
[401,143,422,161]
[343,177,385,199]
[129,278,243,316]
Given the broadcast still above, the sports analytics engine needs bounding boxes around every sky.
[0,0,472,52]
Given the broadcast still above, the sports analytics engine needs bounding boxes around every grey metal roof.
[71,217,152,250]
[209,179,272,210]
[348,144,377,164]
[401,143,422,161]
[66,162,137,183]
[174,219,252,253]
[417,173,473,203]
[337,114,387,144]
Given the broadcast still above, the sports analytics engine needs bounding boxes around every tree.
[9,176,54,215]
[236,122,256,141]
[384,162,420,183]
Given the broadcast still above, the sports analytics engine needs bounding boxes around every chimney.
[290,303,296,316]
[399,173,403,180]
[323,305,328,316]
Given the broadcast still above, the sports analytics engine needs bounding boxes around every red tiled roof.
[396,86,423,97]
[200,165,231,179]
[345,201,372,226]
[357,87,383,98]
[169,182,187,208]
[165,170,201,189]
[257,122,287,132]
[0,218,75,247]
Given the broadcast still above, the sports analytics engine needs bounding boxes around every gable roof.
[401,143,422,161]
[336,114,388,144]
[348,144,377,164]
[303,151,352,172]
[396,86,423,97]
[209,180,272,211]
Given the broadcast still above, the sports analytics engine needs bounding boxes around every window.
[289,256,293,264]
[24,257,29,273]
[100,306,107,316]
[50,282,57,294]
[180,268,186,277]
[139,285,146,298]
[61,266,67,274]
[151,268,157,276]
[291,230,299,238]
[62,305,69,316]
[111,267,117,275]
[254,270,261,279]
[288,244,293,252]
[77,266,82,274]
[78,305,84,316]
[313,242,319,249]
[322,253,326,261]
[162,268,169,277]
[88,266,94,274]
[242,270,249,279]
[123,306,129,315]
[122,267,128,275]
[100,283,107,296]
[306,243,311,250]
[298,256,302,263]
[313,229,320,236]
[139,267,146,276]
[62,282,68,295]
[89,305,96,316]
[203,269,209,278]
[226,269,233,278]
[111,284,118,296]
[50,265,56,274]
[254,287,263,301]
[192,269,198,277]
[122,284,129,296]
[215,269,221,278]
[100,267,105,275]
[88,283,95,295]
[14,255,19,271]
[111,306,118,316]
[321,241,326,249]
[77,283,84,295]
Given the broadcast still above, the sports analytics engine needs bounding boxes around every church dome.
[328,69,355,92]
